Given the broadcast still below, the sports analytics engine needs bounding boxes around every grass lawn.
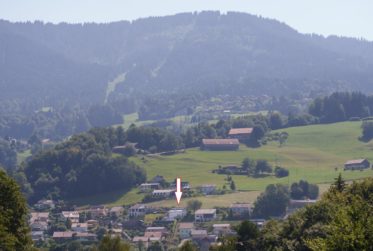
[73,121,373,207]
[146,191,261,209]
[17,149,31,165]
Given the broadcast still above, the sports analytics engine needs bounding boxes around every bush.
[274,166,289,178]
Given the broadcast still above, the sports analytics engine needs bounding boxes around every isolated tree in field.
[361,121,373,141]
[242,157,256,174]
[0,169,33,251]
[332,173,346,192]
[187,199,202,213]
[255,160,272,175]
[230,180,236,191]
[278,132,289,147]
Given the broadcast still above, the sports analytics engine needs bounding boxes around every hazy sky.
[0,0,372,40]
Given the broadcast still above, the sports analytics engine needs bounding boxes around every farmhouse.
[152,189,174,198]
[344,159,370,170]
[200,184,217,195]
[139,183,160,192]
[228,128,253,141]
[201,139,239,151]
[230,203,251,217]
[195,209,217,222]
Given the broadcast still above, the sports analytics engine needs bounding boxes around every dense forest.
[19,128,146,203]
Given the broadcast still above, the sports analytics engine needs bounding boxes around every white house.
[139,183,160,192]
[129,204,147,217]
[61,211,80,223]
[166,208,187,221]
[152,189,174,198]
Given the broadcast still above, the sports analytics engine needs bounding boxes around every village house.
[53,232,96,242]
[112,143,137,154]
[53,231,75,242]
[31,231,44,242]
[129,204,147,217]
[179,222,194,239]
[61,211,80,223]
[344,158,370,170]
[195,209,217,222]
[201,139,240,151]
[34,200,55,211]
[71,223,88,232]
[139,183,161,192]
[166,208,187,221]
[152,189,174,198]
[30,221,48,231]
[30,212,49,223]
[88,205,108,218]
[287,199,317,215]
[200,184,217,195]
[171,181,191,190]
[212,224,231,236]
[75,232,97,241]
[144,231,163,240]
[228,128,253,141]
[250,219,266,229]
[110,228,123,238]
[230,203,251,217]
[86,219,99,230]
[132,236,161,248]
[191,229,208,240]
[109,206,124,217]
[146,226,167,234]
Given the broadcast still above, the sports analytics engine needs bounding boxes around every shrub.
[274,166,289,178]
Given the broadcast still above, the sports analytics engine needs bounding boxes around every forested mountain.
[1,11,373,138]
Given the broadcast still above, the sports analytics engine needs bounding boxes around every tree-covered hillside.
[2,12,373,139]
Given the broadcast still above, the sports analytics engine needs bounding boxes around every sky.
[0,0,372,40]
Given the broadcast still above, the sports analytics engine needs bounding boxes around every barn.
[228,128,253,141]
[344,159,370,170]
[201,139,239,151]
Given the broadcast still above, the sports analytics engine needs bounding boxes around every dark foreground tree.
[0,169,33,251]
[96,236,130,251]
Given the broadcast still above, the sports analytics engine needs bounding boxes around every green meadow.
[74,121,373,207]
[132,121,373,191]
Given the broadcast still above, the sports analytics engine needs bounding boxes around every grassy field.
[131,121,373,191]
[75,121,373,207]
[147,191,262,208]
[17,149,31,165]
